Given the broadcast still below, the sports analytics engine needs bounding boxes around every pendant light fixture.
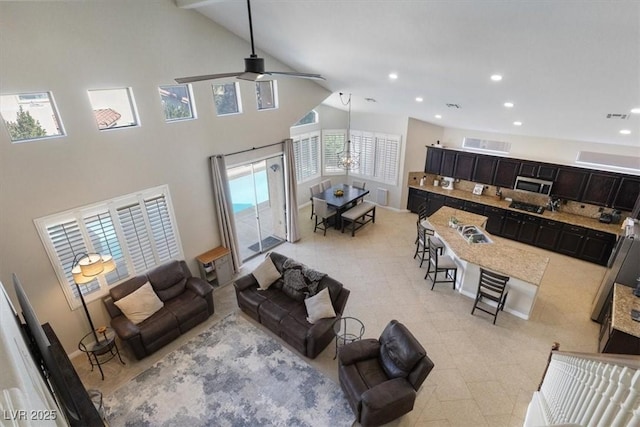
[337,93,359,170]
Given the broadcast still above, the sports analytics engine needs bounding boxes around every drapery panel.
[284,138,300,242]
[210,155,241,271]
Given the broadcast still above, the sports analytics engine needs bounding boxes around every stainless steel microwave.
[514,176,553,195]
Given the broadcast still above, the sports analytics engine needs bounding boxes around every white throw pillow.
[253,256,281,290]
[304,287,336,324]
[114,282,164,325]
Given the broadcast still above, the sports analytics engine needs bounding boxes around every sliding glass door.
[227,155,286,261]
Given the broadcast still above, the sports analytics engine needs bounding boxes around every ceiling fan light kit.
[175,0,323,84]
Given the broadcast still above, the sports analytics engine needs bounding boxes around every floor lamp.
[71,253,116,343]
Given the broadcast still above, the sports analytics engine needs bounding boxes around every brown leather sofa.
[103,260,214,360]
[338,320,435,426]
[234,252,350,359]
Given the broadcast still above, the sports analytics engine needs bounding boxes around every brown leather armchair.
[338,320,434,426]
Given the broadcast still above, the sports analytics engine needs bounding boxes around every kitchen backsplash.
[408,171,630,220]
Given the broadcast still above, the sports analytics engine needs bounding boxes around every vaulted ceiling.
[180,0,640,148]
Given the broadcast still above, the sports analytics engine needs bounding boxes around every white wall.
[0,0,329,353]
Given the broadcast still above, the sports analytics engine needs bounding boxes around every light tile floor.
[73,205,606,427]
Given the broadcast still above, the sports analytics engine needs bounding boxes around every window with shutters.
[35,185,183,309]
[292,131,320,183]
[348,131,401,185]
[322,129,347,176]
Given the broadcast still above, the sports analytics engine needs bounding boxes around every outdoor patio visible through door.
[227,156,286,261]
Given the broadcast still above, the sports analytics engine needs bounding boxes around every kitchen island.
[426,206,550,320]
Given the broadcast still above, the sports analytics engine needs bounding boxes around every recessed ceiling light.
[513,121,522,126]
[631,107,640,114]
[490,74,503,82]
[415,97,423,102]
[434,114,442,119]
[504,102,514,108]
[388,73,398,80]
[620,129,631,135]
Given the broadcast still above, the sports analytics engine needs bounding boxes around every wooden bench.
[341,202,376,236]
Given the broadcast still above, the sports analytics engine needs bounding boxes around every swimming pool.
[229,169,269,213]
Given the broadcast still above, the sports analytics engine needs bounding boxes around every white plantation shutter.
[374,134,400,184]
[322,129,347,175]
[292,131,320,183]
[144,195,180,263]
[83,210,128,285]
[35,185,183,309]
[45,219,92,298]
[117,203,156,274]
[351,131,375,177]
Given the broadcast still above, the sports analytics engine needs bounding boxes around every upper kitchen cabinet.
[519,162,558,181]
[551,167,589,201]
[440,150,457,177]
[453,152,476,180]
[472,154,498,185]
[425,147,444,174]
[612,177,640,212]
[582,172,620,207]
[494,159,521,188]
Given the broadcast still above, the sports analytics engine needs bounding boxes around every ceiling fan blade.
[265,71,325,81]
[175,72,243,84]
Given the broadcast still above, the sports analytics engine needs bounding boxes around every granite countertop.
[426,206,549,286]
[409,184,623,235]
[612,284,640,339]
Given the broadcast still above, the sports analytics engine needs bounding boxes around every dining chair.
[309,183,323,219]
[424,239,457,290]
[414,222,444,267]
[321,179,332,191]
[471,268,510,324]
[352,180,366,190]
[313,197,337,236]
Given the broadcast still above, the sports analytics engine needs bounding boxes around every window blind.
[292,131,320,183]
[322,130,346,175]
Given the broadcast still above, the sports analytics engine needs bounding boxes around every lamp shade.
[72,253,115,284]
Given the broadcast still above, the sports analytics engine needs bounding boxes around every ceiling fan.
[175,0,324,84]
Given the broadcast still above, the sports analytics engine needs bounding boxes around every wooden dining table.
[314,184,369,228]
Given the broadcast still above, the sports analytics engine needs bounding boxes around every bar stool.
[414,223,444,267]
[471,268,510,325]
[424,239,457,290]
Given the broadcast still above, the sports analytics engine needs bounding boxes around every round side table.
[78,327,125,380]
[333,316,365,360]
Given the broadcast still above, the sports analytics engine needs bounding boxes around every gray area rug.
[104,313,354,426]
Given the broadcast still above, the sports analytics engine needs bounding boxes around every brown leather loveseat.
[234,252,350,359]
[103,260,214,360]
[338,319,435,426]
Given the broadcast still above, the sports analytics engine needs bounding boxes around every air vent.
[462,137,511,154]
[576,151,640,172]
[446,103,461,109]
[606,113,629,120]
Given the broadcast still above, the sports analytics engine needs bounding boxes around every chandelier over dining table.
[337,92,359,170]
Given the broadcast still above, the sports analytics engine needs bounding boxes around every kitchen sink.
[457,225,493,244]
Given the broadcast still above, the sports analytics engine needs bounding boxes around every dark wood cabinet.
[535,219,563,251]
[502,211,522,239]
[453,152,476,181]
[582,172,620,207]
[599,291,640,355]
[537,165,558,181]
[518,162,538,178]
[552,167,589,201]
[463,200,485,215]
[407,188,427,213]
[444,196,464,210]
[557,224,586,256]
[483,206,505,235]
[425,147,444,174]
[580,229,616,266]
[494,159,520,188]
[518,214,540,244]
[426,193,445,216]
[473,155,498,185]
[440,150,457,177]
[612,177,640,212]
